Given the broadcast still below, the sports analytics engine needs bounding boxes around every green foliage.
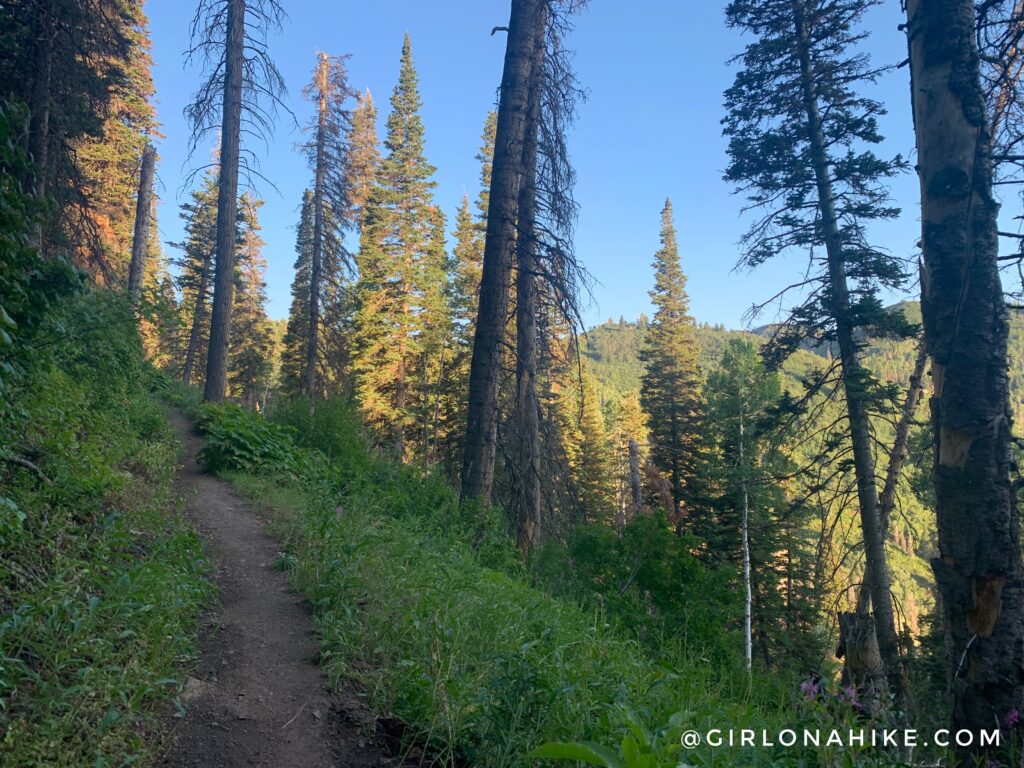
[0,292,211,766]
[0,98,82,425]
[532,514,740,662]
[194,402,310,478]
[211,395,806,768]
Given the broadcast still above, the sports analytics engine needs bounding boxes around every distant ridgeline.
[584,301,1024,421]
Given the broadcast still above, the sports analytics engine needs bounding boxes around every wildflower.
[799,679,819,701]
[1005,708,1020,728]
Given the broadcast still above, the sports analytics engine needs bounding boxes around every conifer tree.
[172,170,219,385]
[0,0,155,274]
[352,35,447,461]
[300,52,354,400]
[228,193,273,407]
[576,368,615,525]
[280,190,314,397]
[347,89,381,230]
[723,0,911,710]
[639,199,701,521]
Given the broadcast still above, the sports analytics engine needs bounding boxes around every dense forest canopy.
[4,0,1024,766]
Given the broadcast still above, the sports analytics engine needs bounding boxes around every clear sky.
[145,0,924,329]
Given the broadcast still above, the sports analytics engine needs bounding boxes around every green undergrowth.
[0,293,212,766]
[198,398,864,767]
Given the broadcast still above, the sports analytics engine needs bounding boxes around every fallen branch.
[2,455,53,485]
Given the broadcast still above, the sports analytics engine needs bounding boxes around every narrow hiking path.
[160,410,407,768]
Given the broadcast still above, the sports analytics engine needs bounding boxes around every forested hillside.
[4,0,1024,766]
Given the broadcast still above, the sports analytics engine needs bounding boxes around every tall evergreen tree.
[723,0,911,711]
[0,0,156,276]
[639,199,701,521]
[352,35,447,461]
[347,89,381,230]
[228,193,273,407]
[300,52,354,400]
[280,190,314,397]
[171,169,219,385]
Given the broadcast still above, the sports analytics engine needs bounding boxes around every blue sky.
[146,0,924,329]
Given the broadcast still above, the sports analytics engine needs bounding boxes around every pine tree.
[0,0,153,273]
[576,368,616,525]
[462,0,546,506]
[228,193,273,407]
[300,52,354,400]
[172,170,219,385]
[280,190,314,397]
[639,199,701,521]
[347,89,381,230]
[610,390,649,526]
[352,34,447,461]
[723,0,911,711]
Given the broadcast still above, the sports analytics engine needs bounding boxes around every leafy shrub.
[532,514,741,663]
[195,402,314,478]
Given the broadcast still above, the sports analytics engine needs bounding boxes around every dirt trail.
[160,410,404,768]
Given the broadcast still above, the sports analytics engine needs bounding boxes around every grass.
[0,296,213,767]
[213,400,806,768]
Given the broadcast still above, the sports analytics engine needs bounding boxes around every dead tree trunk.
[856,342,928,613]
[128,143,156,300]
[792,1,907,713]
[905,0,1024,746]
[514,12,544,553]
[182,248,213,385]
[461,0,544,508]
[202,0,245,403]
[303,52,329,402]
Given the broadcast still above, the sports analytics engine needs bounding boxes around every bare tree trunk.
[514,13,544,554]
[202,0,245,403]
[128,143,156,300]
[905,0,1024,747]
[792,0,907,713]
[303,52,329,403]
[856,342,928,613]
[461,0,544,507]
[740,405,752,672]
[182,249,213,385]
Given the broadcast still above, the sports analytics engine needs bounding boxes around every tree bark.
[791,0,908,713]
[128,143,156,300]
[303,52,329,403]
[905,0,1024,746]
[202,0,245,403]
[856,342,928,613]
[514,11,544,553]
[461,0,544,508]
[182,248,214,385]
